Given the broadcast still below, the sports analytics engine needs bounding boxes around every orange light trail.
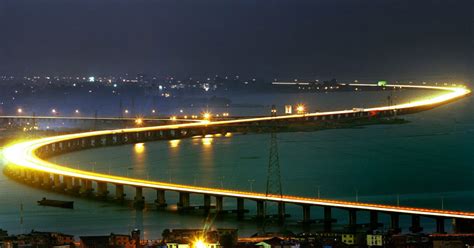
[3,84,473,219]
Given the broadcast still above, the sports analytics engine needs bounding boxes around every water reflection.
[134,143,145,154]
[169,139,181,148]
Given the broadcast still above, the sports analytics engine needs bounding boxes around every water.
[0,90,473,238]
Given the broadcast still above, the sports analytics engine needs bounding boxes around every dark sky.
[0,0,472,81]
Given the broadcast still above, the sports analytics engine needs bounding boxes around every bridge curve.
[3,84,473,233]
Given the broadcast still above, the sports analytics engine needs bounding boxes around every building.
[367,234,383,247]
[162,229,237,248]
[80,229,140,248]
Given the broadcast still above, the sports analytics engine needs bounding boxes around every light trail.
[3,84,473,220]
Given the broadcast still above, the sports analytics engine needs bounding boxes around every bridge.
[3,83,473,234]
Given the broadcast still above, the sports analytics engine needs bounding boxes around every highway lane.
[3,84,473,220]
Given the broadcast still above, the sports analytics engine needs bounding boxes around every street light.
[17,108,23,114]
[296,104,306,114]
[51,109,57,114]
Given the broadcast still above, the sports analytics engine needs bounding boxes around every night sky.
[0,0,472,81]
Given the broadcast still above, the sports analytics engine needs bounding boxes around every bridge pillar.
[301,205,311,223]
[436,217,445,233]
[237,198,245,219]
[390,213,401,233]
[256,200,265,219]
[203,195,211,213]
[370,211,379,230]
[41,173,52,188]
[278,202,286,220]
[348,209,357,231]
[410,215,423,233]
[115,184,125,201]
[134,187,145,209]
[215,196,224,213]
[80,179,93,196]
[323,206,331,232]
[96,182,108,198]
[53,174,63,191]
[63,176,74,192]
[155,190,167,208]
[178,192,190,210]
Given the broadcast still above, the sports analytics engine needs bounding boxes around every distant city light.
[124,109,129,114]
[135,118,143,125]
[88,76,95,82]
[296,104,306,114]
[51,109,57,114]
[202,112,211,120]
[113,84,117,88]
[152,109,156,114]
[75,109,80,114]
[17,108,23,114]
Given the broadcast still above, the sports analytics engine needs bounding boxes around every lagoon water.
[1,90,473,238]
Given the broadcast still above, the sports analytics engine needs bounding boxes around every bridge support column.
[215,196,223,213]
[53,174,63,191]
[115,184,125,201]
[134,187,145,209]
[96,182,108,198]
[436,217,445,233]
[348,209,357,231]
[64,176,74,192]
[41,173,52,188]
[237,198,245,219]
[80,179,93,196]
[410,215,423,233]
[390,213,401,233]
[302,205,311,224]
[323,206,331,232]
[203,195,211,213]
[278,202,286,220]
[178,192,190,210]
[256,201,265,219]
[154,190,167,208]
[370,211,379,230]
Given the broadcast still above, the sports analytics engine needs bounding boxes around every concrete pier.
[178,192,190,209]
[134,187,145,208]
[215,196,223,213]
[155,189,167,208]
[203,195,211,212]
[390,213,401,233]
[96,182,108,198]
[323,206,331,232]
[436,217,445,233]
[80,179,93,196]
[64,176,74,192]
[348,209,357,230]
[410,215,423,233]
[53,174,62,191]
[256,200,265,219]
[302,205,311,223]
[370,211,379,230]
[278,202,285,220]
[115,184,125,201]
[237,198,245,219]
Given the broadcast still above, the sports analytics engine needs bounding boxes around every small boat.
[38,198,74,209]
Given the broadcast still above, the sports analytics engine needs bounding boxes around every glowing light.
[124,109,129,114]
[193,239,207,248]
[202,137,213,146]
[170,116,177,121]
[169,139,180,148]
[17,108,23,114]
[152,109,156,114]
[88,76,95,82]
[135,118,143,125]
[296,104,305,114]
[51,109,57,114]
[134,143,145,154]
[203,112,211,120]
[75,109,80,114]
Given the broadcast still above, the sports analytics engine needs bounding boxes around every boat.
[38,198,74,209]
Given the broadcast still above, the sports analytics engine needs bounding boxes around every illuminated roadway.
[3,84,474,220]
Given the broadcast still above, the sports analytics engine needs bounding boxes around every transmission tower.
[266,132,282,198]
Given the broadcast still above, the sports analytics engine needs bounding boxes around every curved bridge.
[3,84,473,233]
